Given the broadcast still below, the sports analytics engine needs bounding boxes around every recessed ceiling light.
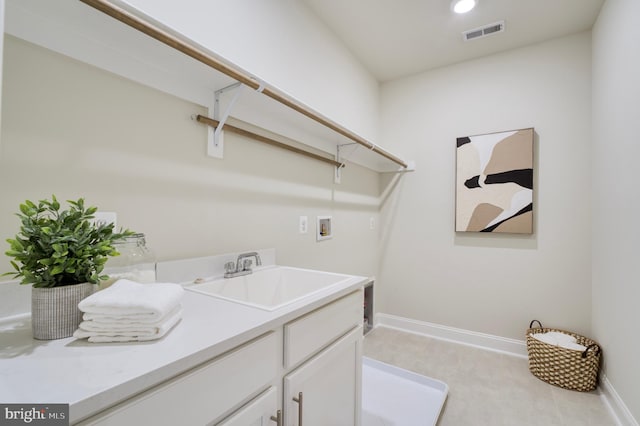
[451,0,478,14]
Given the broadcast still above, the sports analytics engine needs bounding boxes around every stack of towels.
[73,279,184,343]
[530,331,586,351]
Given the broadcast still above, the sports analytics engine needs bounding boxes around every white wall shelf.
[5,0,413,174]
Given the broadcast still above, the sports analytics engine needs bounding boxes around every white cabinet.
[77,290,363,426]
[217,387,279,426]
[281,289,363,426]
[284,327,362,426]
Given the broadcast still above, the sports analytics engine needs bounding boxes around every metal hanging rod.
[195,115,343,168]
[79,0,409,169]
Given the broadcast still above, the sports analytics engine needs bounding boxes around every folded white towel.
[533,331,574,345]
[562,342,587,351]
[78,279,184,320]
[82,305,182,326]
[531,332,586,351]
[83,312,169,324]
[73,307,182,343]
[77,306,182,333]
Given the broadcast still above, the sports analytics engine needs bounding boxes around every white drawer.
[80,332,279,426]
[284,290,362,369]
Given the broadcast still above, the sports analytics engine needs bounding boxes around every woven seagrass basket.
[526,320,601,392]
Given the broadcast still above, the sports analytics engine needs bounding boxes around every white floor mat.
[362,357,448,426]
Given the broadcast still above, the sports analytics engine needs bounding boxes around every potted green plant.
[4,195,133,340]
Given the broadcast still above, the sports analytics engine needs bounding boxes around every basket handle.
[581,344,600,358]
[529,320,543,329]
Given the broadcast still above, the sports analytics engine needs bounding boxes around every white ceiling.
[301,0,605,82]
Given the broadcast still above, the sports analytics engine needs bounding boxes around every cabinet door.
[217,386,279,426]
[284,326,362,426]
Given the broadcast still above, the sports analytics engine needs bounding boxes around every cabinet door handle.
[270,409,282,426]
[292,391,303,426]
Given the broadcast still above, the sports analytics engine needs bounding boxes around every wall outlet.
[93,212,117,229]
[370,217,375,230]
[299,216,308,234]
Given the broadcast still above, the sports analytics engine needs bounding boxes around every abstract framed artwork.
[455,128,534,233]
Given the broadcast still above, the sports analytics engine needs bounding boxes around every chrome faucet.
[224,252,262,278]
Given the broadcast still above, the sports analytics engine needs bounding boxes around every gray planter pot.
[31,283,96,340]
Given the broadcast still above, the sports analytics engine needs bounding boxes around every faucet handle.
[224,261,235,273]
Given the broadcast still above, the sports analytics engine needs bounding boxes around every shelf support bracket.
[335,142,359,184]
[335,142,415,179]
[207,82,244,158]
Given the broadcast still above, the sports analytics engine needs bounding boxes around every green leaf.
[7,238,24,251]
[4,196,137,287]
[38,258,53,266]
[50,265,65,275]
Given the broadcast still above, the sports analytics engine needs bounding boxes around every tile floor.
[363,326,616,426]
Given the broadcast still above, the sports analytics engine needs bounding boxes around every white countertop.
[0,273,367,424]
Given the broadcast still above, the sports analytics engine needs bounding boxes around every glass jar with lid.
[101,233,156,288]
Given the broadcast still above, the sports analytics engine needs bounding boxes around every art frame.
[455,128,534,234]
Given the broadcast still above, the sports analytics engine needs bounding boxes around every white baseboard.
[374,313,638,426]
[375,313,528,358]
[600,374,639,426]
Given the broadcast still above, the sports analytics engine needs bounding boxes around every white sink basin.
[185,266,358,311]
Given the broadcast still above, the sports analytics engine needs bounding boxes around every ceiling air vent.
[463,21,505,42]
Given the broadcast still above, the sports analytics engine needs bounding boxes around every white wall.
[116,0,380,142]
[592,0,640,421]
[377,33,593,340]
[0,37,380,282]
[0,0,4,137]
